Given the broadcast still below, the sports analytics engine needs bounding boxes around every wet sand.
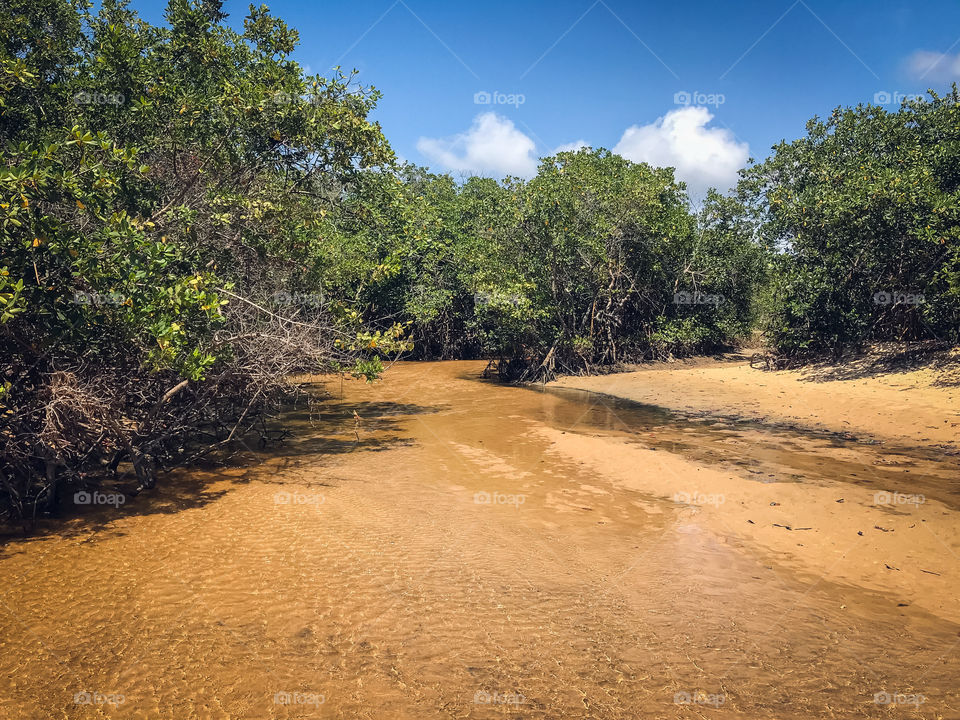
[1,360,958,718]
[553,351,960,450]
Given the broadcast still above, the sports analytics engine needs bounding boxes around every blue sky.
[135,0,960,192]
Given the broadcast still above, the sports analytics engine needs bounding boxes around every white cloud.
[553,139,590,154]
[905,50,960,82]
[416,109,750,191]
[417,112,538,178]
[613,106,749,195]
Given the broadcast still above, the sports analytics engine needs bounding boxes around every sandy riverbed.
[549,352,960,623]
[1,359,958,718]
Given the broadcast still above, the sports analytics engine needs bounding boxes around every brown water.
[1,360,958,719]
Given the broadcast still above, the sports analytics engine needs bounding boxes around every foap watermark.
[873,91,924,106]
[474,491,525,508]
[274,490,325,506]
[474,90,525,108]
[271,91,329,106]
[74,91,124,106]
[74,691,125,707]
[270,290,324,309]
[673,290,724,306]
[673,491,725,507]
[273,691,325,708]
[271,91,301,105]
[674,90,725,108]
[874,491,925,507]
[474,290,521,307]
[674,690,725,708]
[474,690,525,707]
[73,291,124,306]
[874,691,925,708]
[74,490,126,508]
[873,290,925,306]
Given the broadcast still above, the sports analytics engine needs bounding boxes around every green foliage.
[1,129,226,380]
[508,150,761,367]
[1,0,404,382]
[0,0,405,523]
[328,150,766,373]
[0,267,24,323]
[741,88,960,354]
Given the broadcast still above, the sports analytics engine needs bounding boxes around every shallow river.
[1,361,958,719]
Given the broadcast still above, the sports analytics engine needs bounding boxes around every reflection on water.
[530,384,960,507]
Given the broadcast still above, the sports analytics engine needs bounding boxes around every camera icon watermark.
[473,491,526,508]
[271,91,300,105]
[270,290,324,309]
[873,491,925,507]
[874,691,925,708]
[674,90,725,108]
[73,291,124,306]
[273,691,325,707]
[873,290,925,306]
[673,290,724,306]
[274,491,325,506]
[74,691,125,706]
[473,90,525,108]
[73,490,126,508]
[474,690,525,706]
[474,290,521,307]
[673,491,725,507]
[674,690,724,707]
[73,91,124,106]
[873,91,923,106]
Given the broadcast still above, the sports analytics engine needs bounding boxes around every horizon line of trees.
[2,0,958,527]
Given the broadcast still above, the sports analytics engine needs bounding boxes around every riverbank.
[552,347,960,451]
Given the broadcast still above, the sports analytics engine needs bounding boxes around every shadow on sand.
[797,342,960,385]
[0,399,444,549]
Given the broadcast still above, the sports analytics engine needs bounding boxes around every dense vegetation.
[338,158,764,375]
[1,0,958,526]
[0,0,405,525]
[742,93,960,354]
